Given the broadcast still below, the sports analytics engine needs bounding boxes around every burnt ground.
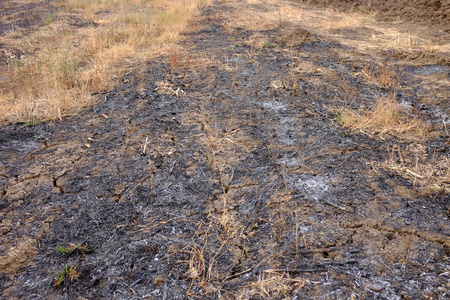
[0,0,56,65]
[0,0,449,299]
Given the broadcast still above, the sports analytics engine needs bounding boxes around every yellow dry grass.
[335,96,427,140]
[238,270,307,299]
[225,0,449,61]
[0,0,211,123]
[382,143,450,194]
[295,3,450,57]
[222,0,304,31]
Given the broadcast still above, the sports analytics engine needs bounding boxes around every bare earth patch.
[0,0,449,299]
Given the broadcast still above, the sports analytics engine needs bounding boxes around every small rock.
[364,281,385,292]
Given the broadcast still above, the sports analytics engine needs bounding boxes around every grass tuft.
[44,12,56,25]
[53,265,81,287]
[335,95,427,139]
[55,243,89,256]
[238,271,307,299]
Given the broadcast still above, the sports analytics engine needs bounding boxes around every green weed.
[56,243,89,256]
[53,265,81,287]
[261,41,272,48]
[332,113,342,123]
[44,12,56,25]
[23,117,38,127]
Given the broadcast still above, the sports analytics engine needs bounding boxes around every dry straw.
[0,0,211,123]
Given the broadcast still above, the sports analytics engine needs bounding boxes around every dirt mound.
[277,28,315,47]
[298,0,450,31]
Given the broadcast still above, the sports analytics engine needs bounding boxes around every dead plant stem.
[406,221,415,269]
[282,163,288,191]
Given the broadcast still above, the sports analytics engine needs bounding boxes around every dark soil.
[299,0,450,32]
[0,0,54,34]
[1,0,449,299]
[0,0,56,70]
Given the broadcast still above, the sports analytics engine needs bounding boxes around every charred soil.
[1,0,449,299]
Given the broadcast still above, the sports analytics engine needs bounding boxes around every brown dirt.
[277,28,315,47]
[1,0,449,299]
[299,0,450,32]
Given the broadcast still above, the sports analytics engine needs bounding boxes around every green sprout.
[56,245,70,255]
[56,243,89,256]
[333,113,342,123]
[53,265,81,287]
[261,41,272,48]
[23,117,38,127]
[44,12,56,25]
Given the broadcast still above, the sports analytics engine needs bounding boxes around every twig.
[122,282,137,295]
[245,50,259,64]
[324,199,350,211]
[169,161,176,174]
[295,210,299,257]
[361,69,371,79]
[406,221,415,269]
[282,163,288,191]
[327,153,353,168]
[293,246,344,255]
[318,259,357,266]
[405,168,424,179]
[264,260,357,275]
[222,258,266,281]
[413,155,419,187]
[302,230,308,250]
[264,268,328,273]
[229,168,235,185]
[142,137,149,155]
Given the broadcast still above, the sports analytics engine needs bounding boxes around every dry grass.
[223,0,304,31]
[169,213,248,297]
[335,95,427,140]
[237,271,307,299]
[377,59,395,87]
[181,109,257,173]
[267,0,450,62]
[173,202,309,299]
[361,59,397,87]
[382,143,450,194]
[0,0,211,123]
